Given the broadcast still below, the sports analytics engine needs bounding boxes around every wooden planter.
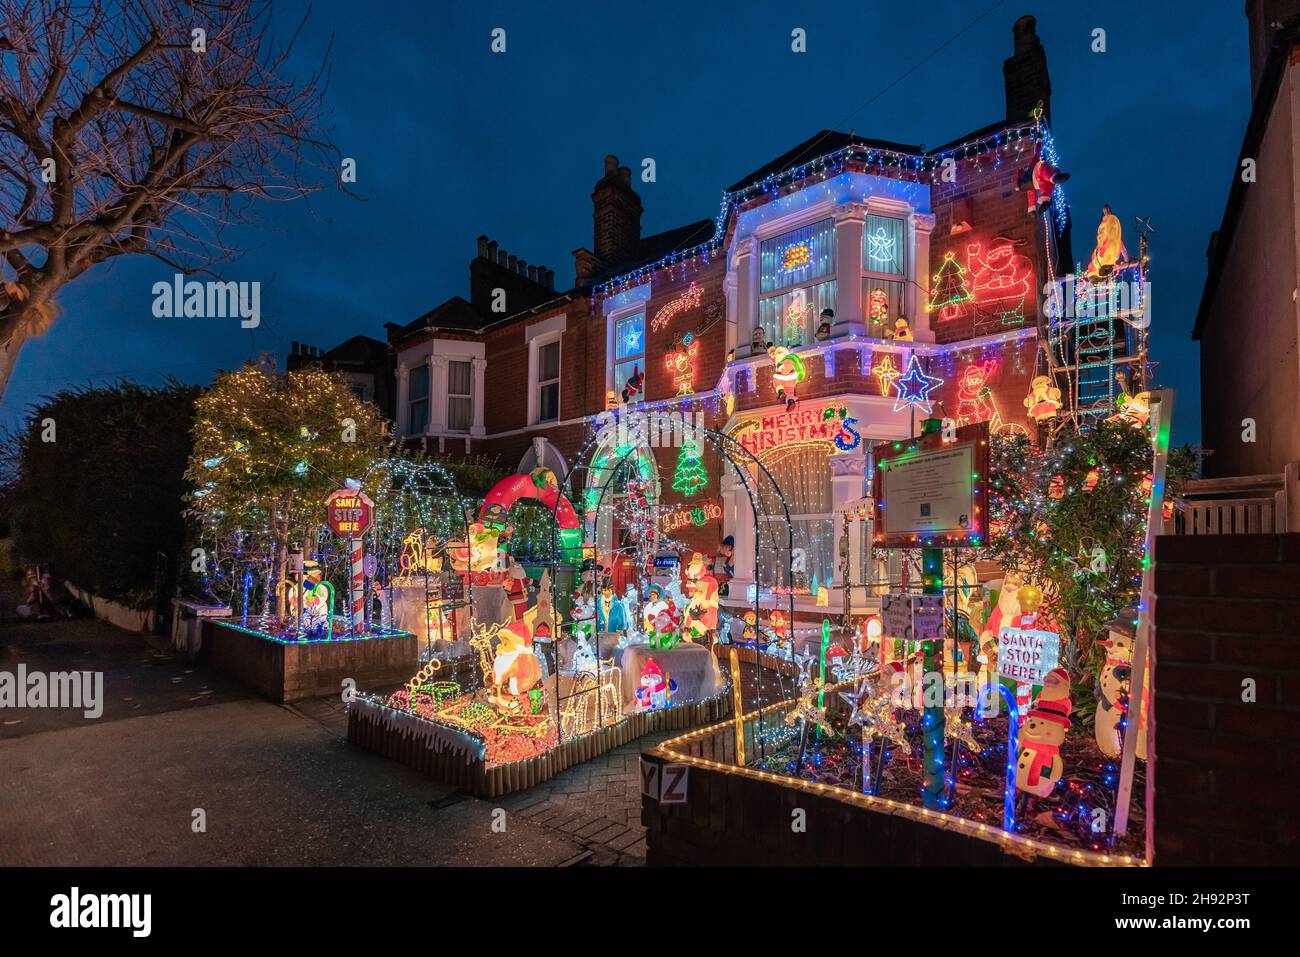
[348,693,730,798]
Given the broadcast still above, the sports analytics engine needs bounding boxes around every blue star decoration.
[892,353,943,415]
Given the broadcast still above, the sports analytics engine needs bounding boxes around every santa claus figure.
[713,536,734,596]
[490,621,544,711]
[681,551,720,643]
[1016,138,1069,217]
[1086,203,1128,277]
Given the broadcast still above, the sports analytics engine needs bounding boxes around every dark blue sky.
[1,0,1247,447]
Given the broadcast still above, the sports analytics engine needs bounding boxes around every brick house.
[1196,2,1300,479]
[296,15,1077,623]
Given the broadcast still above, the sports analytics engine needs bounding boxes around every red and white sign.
[326,489,374,537]
[733,403,858,457]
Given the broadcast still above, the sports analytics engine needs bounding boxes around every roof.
[1193,16,1300,340]
[726,130,923,192]
[320,334,389,364]
[386,296,485,344]
[582,218,717,288]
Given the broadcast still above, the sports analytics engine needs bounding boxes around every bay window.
[447,359,472,432]
[758,218,836,347]
[863,213,906,337]
[407,364,429,435]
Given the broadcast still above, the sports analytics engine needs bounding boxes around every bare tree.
[0,0,337,395]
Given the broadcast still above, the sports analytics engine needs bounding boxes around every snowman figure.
[1095,615,1147,760]
[1015,667,1072,798]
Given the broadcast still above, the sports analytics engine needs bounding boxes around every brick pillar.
[1151,533,1300,865]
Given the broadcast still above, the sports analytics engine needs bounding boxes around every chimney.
[527,265,539,283]
[1002,15,1052,125]
[485,239,499,263]
[591,153,643,265]
[1246,0,1300,95]
[476,235,489,259]
[543,268,555,289]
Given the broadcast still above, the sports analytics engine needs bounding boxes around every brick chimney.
[591,154,642,265]
[1246,0,1300,95]
[1002,15,1052,125]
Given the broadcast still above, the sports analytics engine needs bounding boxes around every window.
[864,214,906,336]
[759,218,835,293]
[758,279,837,348]
[613,312,645,398]
[407,364,429,435]
[447,359,472,432]
[755,445,835,594]
[537,339,560,422]
[864,214,905,276]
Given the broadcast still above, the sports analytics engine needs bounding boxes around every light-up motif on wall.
[651,283,703,332]
[871,353,901,397]
[658,500,723,534]
[892,353,943,415]
[967,240,1033,326]
[663,331,699,396]
[732,403,863,457]
[781,241,811,271]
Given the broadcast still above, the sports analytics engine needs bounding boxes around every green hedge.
[8,382,200,610]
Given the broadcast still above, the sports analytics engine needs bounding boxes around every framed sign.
[872,422,989,548]
[996,627,1061,686]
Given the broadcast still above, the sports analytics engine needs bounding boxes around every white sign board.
[639,758,690,804]
[878,443,976,540]
[996,627,1060,685]
[880,592,945,642]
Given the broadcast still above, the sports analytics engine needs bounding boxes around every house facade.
[298,15,1081,623]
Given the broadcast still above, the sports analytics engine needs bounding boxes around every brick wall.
[1151,533,1300,865]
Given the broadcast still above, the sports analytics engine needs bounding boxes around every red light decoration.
[651,283,703,333]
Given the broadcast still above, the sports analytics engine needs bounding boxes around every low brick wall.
[203,619,419,703]
[1151,533,1300,866]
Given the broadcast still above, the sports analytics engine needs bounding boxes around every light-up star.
[866,225,897,267]
[892,353,943,415]
[872,354,901,396]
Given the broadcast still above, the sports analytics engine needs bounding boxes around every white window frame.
[526,314,566,425]
[446,358,473,433]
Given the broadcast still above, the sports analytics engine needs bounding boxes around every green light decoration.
[672,440,708,497]
[919,417,948,811]
[927,251,974,313]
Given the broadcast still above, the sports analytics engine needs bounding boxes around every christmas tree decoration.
[927,251,974,319]
[672,440,708,497]
[892,353,943,415]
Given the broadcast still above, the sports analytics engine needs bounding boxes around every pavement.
[0,601,653,867]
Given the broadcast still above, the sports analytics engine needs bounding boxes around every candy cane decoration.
[350,537,365,635]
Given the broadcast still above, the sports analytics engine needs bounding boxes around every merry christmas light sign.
[732,402,863,457]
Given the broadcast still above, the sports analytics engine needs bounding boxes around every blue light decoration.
[977,682,1021,833]
[589,122,1042,299]
[892,353,943,415]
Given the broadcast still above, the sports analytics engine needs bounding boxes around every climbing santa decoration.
[1085,203,1128,278]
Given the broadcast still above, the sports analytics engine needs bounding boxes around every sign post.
[326,488,374,636]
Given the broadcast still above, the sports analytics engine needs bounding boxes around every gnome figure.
[1015,667,1072,798]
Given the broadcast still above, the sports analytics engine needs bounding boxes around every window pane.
[408,363,429,400]
[540,340,560,380]
[614,359,642,396]
[448,396,472,431]
[758,279,837,347]
[448,359,471,396]
[539,381,559,421]
[409,399,428,435]
[862,278,906,337]
[758,519,835,592]
[864,214,905,276]
[615,314,645,361]
[758,443,833,516]
[759,218,835,293]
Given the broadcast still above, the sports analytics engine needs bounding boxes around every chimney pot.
[604,154,618,176]
[528,265,539,282]
[486,239,499,262]
[508,254,518,272]
[477,235,489,258]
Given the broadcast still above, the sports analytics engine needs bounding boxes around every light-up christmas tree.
[671,440,707,497]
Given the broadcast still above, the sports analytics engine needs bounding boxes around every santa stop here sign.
[325,488,374,537]
[996,626,1060,685]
